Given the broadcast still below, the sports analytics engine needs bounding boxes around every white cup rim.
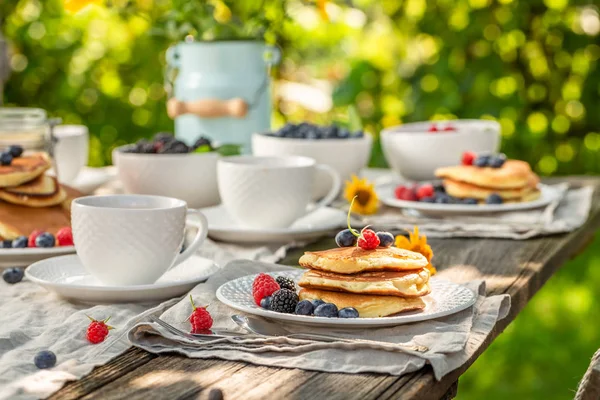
[72,194,187,211]
[218,155,316,168]
[53,125,89,136]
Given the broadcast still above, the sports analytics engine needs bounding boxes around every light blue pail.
[165,41,280,153]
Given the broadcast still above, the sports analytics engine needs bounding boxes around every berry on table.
[86,316,113,344]
[56,227,73,246]
[473,155,490,167]
[35,232,55,248]
[34,350,57,369]
[310,299,325,308]
[314,303,338,318]
[252,273,280,305]
[489,154,507,168]
[294,300,314,316]
[3,268,24,284]
[270,289,299,314]
[416,184,434,200]
[428,124,439,132]
[338,307,359,318]
[8,145,23,158]
[0,240,12,248]
[461,151,477,166]
[189,296,213,333]
[443,125,457,131]
[376,232,394,248]
[486,193,503,204]
[0,152,13,166]
[357,228,380,250]
[335,229,358,247]
[275,276,295,291]
[260,296,272,310]
[12,236,28,248]
[28,230,43,248]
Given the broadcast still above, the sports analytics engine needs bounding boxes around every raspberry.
[86,316,112,344]
[462,151,476,166]
[252,273,280,305]
[56,227,73,246]
[394,185,418,201]
[358,228,380,250]
[443,125,456,131]
[28,230,43,248]
[189,295,213,333]
[428,124,438,132]
[416,184,434,200]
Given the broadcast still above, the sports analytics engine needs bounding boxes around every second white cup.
[53,125,89,184]
[217,156,341,229]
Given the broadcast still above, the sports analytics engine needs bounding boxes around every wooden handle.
[167,98,248,119]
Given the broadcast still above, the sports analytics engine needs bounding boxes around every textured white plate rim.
[25,254,220,292]
[376,182,560,213]
[201,205,346,235]
[216,270,477,327]
[0,245,75,257]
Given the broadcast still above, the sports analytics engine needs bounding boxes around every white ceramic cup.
[53,125,89,184]
[217,155,341,229]
[71,195,208,286]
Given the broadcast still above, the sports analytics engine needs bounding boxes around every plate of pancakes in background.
[217,246,476,327]
[377,156,563,215]
[0,150,78,267]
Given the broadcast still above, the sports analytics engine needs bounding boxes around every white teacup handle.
[307,164,341,213]
[171,209,209,268]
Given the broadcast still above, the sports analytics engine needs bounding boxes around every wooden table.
[52,177,600,400]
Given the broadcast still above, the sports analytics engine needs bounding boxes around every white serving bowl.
[251,133,373,198]
[381,119,501,181]
[112,147,220,209]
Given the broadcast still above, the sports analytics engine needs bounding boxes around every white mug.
[217,155,341,229]
[71,195,208,286]
[53,125,89,184]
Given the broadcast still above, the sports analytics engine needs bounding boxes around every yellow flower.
[344,175,379,215]
[213,2,232,24]
[395,226,436,275]
[63,0,102,13]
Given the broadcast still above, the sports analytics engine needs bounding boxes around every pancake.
[435,160,534,189]
[443,174,540,200]
[299,288,426,318]
[4,174,58,196]
[298,268,431,297]
[0,176,67,207]
[299,246,428,274]
[0,152,51,188]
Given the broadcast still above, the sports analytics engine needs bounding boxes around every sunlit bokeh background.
[1,0,599,398]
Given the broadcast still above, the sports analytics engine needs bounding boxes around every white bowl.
[251,133,373,198]
[381,119,501,181]
[112,147,220,208]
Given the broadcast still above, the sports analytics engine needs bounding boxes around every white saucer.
[0,246,76,268]
[376,182,563,216]
[200,205,347,243]
[26,254,220,303]
[68,166,116,194]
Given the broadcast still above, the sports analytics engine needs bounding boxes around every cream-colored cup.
[71,195,208,286]
[53,125,89,184]
[217,156,341,229]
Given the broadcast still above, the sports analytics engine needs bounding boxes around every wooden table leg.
[440,381,458,400]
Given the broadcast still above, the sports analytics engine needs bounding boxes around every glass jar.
[0,107,54,153]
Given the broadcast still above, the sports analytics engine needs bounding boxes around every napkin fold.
[129,260,510,380]
[361,184,593,239]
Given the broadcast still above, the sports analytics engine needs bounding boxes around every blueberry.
[0,152,13,166]
[420,196,436,203]
[0,240,12,248]
[489,154,507,168]
[35,232,55,248]
[314,303,338,318]
[260,296,272,310]
[338,307,359,318]
[135,139,155,154]
[473,155,490,167]
[337,128,350,139]
[158,140,189,154]
[435,194,451,204]
[12,236,28,248]
[294,300,314,316]
[310,299,325,308]
[376,231,394,247]
[433,183,445,193]
[8,145,23,158]
[335,229,358,247]
[3,268,24,284]
[485,193,503,204]
[462,198,478,205]
[321,125,338,138]
[354,130,364,138]
[120,144,138,153]
[34,350,57,369]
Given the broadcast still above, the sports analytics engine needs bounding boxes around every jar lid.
[0,107,48,131]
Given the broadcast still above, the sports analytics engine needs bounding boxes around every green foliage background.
[2,1,600,398]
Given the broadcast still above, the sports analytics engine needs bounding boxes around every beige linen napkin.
[129,260,510,380]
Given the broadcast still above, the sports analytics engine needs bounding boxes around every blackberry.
[275,276,295,291]
[153,132,175,144]
[269,289,299,314]
[192,136,212,150]
[135,139,155,154]
[159,140,189,154]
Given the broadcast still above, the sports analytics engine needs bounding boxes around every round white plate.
[200,205,346,243]
[0,246,76,268]
[216,270,477,328]
[376,182,562,215]
[26,254,220,303]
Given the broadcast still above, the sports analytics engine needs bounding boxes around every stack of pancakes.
[297,247,432,318]
[435,160,540,203]
[0,152,74,240]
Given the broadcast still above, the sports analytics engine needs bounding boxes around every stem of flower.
[347,196,361,238]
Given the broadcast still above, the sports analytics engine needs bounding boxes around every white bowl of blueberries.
[252,123,372,199]
[113,133,221,209]
[381,119,501,181]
